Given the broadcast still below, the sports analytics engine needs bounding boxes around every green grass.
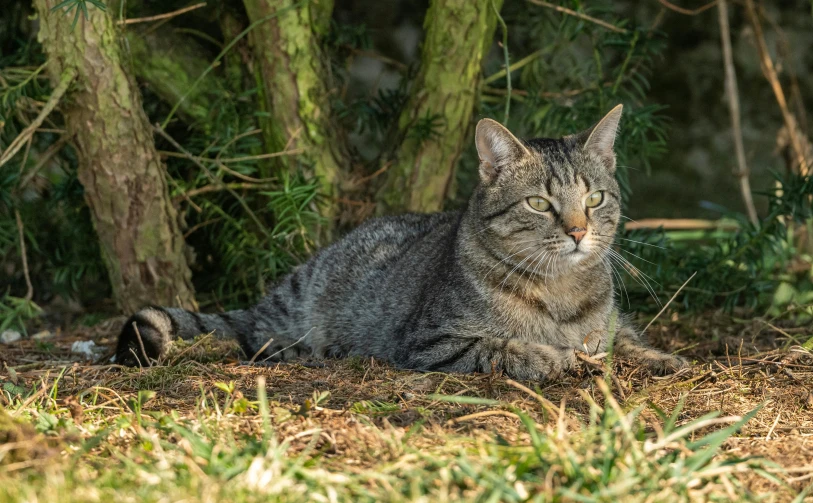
[0,374,780,502]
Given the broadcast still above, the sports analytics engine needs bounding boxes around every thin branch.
[118,2,206,25]
[345,47,408,72]
[14,210,33,301]
[483,84,606,100]
[483,48,544,86]
[744,0,808,175]
[159,149,301,182]
[152,124,270,238]
[173,182,275,202]
[492,0,511,123]
[657,0,718,15]
[132,322,152,368]
[446,410,519,425]
[718,0,758,225]
[161,1,307,127]
[183,218,223,239]
[17,135,70,191]
[641,271,697,335]
[216,149,303,164]
[0,68,76,170]
[624,218,739,231]
[17,137,32,175]
[525,0,627,33]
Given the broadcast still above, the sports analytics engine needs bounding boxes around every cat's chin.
[562,248,596,267]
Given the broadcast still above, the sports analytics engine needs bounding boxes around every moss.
[244,0,346,227]
[34,0,196,312]
[126,30,217,128]
[379,0,504,213]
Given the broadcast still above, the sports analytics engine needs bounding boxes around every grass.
[1,313,812,502]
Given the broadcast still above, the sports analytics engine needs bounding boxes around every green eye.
[586,191,604,208]
[526,196,552,212]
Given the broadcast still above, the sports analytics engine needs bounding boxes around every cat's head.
[470,105,623,274]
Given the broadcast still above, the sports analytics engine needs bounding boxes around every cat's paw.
[505,342,576,381]
[262,342,309,362]
[639,353,689,376]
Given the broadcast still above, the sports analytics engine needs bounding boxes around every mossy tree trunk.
[34,0,197,313]
[378,0,503,213]
[242,0,345,223]
[126,29,218,129]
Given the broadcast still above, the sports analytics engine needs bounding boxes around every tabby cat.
[117,105,688,380]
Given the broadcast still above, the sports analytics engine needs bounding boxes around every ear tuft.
[475,119,529,183]
[582,104,623,172]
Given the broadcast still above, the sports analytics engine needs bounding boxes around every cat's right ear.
[475,119,530,183]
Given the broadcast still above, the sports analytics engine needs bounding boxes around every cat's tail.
[116,306,254,365]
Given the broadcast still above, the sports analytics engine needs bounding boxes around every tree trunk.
[242,0,345,224]
[378,0,503,213]
[126,29,217,129]
[35,0,197,313]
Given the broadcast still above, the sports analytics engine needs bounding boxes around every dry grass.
[1,312,812,502]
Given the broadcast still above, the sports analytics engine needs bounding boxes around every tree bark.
[126,29,217,128]
[35,0,197,313]
[378,0,503,213]
[242,0,345,223]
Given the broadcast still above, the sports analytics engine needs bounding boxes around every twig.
[446,410,519,425]
[492,0,510,123]
[744,0,808,175]
[641,271,697,335]
[624,218,739,231]
[17,137,32,175]
[504,379,560,416]
[345,47,408,72]
[215,149,303,164]
[132,322,152,368]
[483,49,544,86]
[657,0,718,15]
[259,328,314,363]
[152,124,270,238]
[118,2,206,25]
[16,135,70,191]
[0,68,76,170]
[14,210,33,301]
[525,0,627,33]
[249,337,275,365]
[183,218,223,239]
[166,176,203,213]
[718,0,758,225]
[173,182,275,202]
[765,411,781,441]
[162,1,307,127]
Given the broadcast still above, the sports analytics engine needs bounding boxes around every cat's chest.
[493,288,614,348]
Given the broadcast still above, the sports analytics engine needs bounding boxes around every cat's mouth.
[563,244,592,263]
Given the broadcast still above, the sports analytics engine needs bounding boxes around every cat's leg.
[612,323,688,375]
[405,335,577,381]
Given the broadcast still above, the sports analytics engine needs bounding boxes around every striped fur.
[117,107,687,379]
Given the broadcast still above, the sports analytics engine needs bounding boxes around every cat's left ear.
[577,104,623,172]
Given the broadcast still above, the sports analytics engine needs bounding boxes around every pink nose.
[567,227,587,244]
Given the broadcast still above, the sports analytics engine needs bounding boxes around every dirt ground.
[1,311,812,499]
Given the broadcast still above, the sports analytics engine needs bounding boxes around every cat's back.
[325,211,461,274]
[272,211,461,356]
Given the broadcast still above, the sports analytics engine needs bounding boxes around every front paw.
[506,342,576,381]
[640,353,689,375]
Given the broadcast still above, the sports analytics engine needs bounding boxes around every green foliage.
[614,173,812,314]
[0,376,774,501]
[0,295,42,334]
[0,0,809,325]
[51,0,106,29]
[471,2,669,204]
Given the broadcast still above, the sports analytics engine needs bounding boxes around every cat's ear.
[579,104,623,172]
[475,118,530,183]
